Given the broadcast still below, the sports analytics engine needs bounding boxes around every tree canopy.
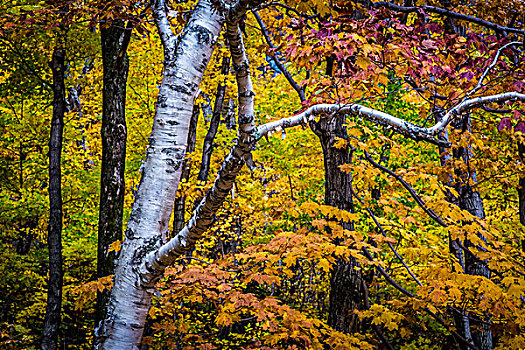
[0,0,524,349]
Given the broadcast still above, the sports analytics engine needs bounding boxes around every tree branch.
[363,151,448,227]
[252,9,306,102]
[352,187,423,286]
[257,92,525,147]
[372,1,525,35]
[467,41,522,98]
[153,0,177,53]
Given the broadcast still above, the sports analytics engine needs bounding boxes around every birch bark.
[97,1,523,347]
[138,15,256,286]
[96,1,224,348]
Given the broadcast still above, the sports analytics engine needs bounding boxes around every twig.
[352,187,423,286]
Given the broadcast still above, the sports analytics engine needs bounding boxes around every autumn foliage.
[1,0,525,349]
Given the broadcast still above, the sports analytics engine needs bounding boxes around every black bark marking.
[192,25,213,45]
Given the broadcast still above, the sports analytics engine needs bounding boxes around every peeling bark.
[95,0,521,347]
[138,16,256,285]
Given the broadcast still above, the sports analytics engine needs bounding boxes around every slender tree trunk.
[518,142,525,252]
[440,114,492,350]
[198,56,230,182]
[42,42,66,350]
[452,116,492,350]
[312,114,365,333]
[95,19,131,329]
[172,103,200,235]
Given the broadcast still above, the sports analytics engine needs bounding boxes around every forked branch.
[138,13,256,286]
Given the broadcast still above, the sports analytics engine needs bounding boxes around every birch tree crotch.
[96,0,224,348]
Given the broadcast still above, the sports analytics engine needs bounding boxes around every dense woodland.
[1,0,525,349]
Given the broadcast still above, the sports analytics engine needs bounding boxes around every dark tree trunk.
[442,115,492,350]
[454,117,492,350]
[172,103,200,235]
[42,43,66,350]
[312,114,365,334]
[198,56,230,182]
[325,55,335,77]
[95,20,131,328]
[518,142,525,252]
[434,107,472,349]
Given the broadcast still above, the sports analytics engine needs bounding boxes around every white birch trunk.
[96,1,224,348]
[139,18,256,286]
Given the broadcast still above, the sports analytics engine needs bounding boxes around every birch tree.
[93,0,525,348]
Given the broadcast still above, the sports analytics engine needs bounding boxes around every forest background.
[1,0,525,349]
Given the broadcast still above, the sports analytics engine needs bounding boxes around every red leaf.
[498,117,512,132]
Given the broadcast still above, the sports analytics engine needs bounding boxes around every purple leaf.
[498,117,512,132]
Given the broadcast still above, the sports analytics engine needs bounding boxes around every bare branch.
[352,187,423,286]
[257,103,448,146]
[372,1,525,35]
[467,41,522,98]
[252,9,306,102]
[363,151,448,227]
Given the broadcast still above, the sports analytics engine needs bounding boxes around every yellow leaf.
[356,56,370,70]
[108,240,122,252]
